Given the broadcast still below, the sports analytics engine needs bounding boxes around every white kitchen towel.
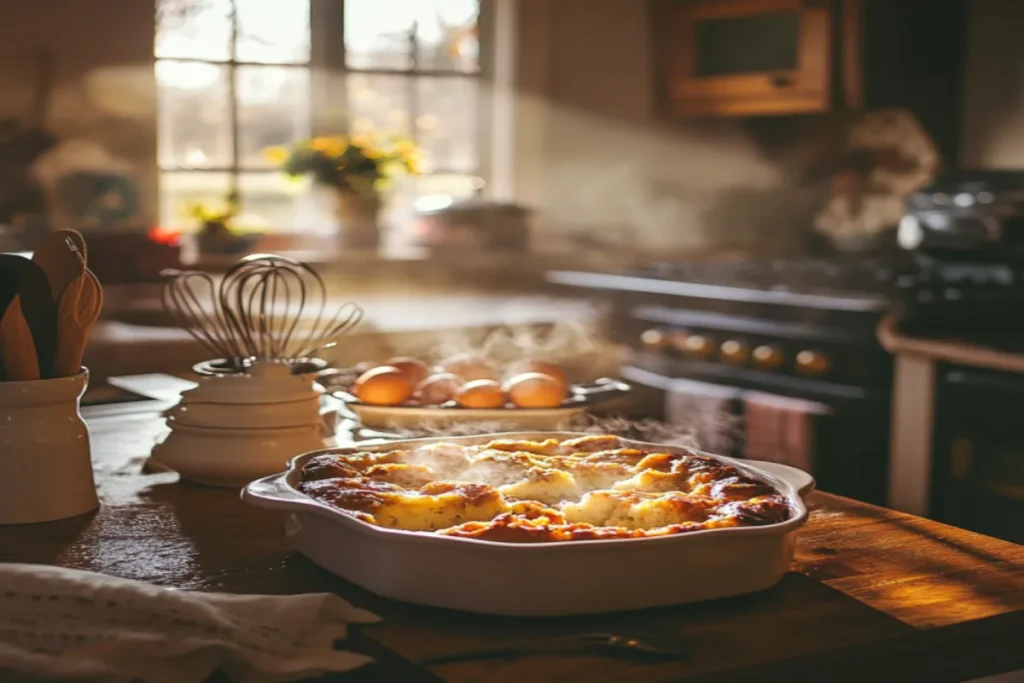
[0,564,380,683]
[744,391,831,472]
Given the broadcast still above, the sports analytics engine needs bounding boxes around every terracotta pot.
[334,189,381,251]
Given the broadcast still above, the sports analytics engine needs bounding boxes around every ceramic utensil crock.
[0,369,98,524]
[152,361,325,487]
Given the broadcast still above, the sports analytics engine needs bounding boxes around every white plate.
[243,432,813,616]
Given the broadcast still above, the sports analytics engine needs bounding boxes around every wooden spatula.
[0,254,56,380]
[54,268,103,377]
[33,229,87,304]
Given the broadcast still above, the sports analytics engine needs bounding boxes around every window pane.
[415,0,480,72]
[159,171,232,228]
[237,173,330,233]
[156,0,232,61]
[235,0,311,63]
[344,0,414,70]
[157,61,232,169]
[238,66,310,168]
[347,73,412,136]
[416,77,478,173]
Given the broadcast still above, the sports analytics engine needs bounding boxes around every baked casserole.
[298,434,790,543]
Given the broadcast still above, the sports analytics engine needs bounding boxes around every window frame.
[156,0,492,229]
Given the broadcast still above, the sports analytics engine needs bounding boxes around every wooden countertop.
[1,399,1022,682]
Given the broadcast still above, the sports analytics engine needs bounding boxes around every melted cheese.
[298,435,789,543]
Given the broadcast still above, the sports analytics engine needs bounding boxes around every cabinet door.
[661,0,832,116]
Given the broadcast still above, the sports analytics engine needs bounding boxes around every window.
[155,0,485,236]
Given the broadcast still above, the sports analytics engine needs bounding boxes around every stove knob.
[720,340,749,365]
[640,329,669,350]
[683,334,714,360]
[752,344,784,370]
[796,349,830,376]
[668,331,691,353]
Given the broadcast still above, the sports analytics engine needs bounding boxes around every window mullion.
[228,0,240,197]
[310,0,346,137]
[408,15,419,147]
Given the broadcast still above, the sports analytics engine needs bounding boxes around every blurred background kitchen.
[2,0,1023,542]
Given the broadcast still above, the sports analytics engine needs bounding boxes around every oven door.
[932,366,1024,543]
[623,365,889,503]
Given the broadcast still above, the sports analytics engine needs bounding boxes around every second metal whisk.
[162,254,363,370]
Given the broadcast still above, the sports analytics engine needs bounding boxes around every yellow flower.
[404,154,421,174]
[263,146,290,165]
[351,133,374,149]
[394,139,417,157]
[309,136,345,156]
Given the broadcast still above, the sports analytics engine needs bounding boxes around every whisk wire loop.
[161,255,362,370]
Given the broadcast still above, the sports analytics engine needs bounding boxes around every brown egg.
[456,379,507,409]
[414,372,463,405]
[506,358,569,390]
[386,357,430,387]
[441,353,499,382]
[352,366,414,406]
[503,372,567,409]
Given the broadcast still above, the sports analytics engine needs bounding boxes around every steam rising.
[332,307,743,457]
[356,412,741,458]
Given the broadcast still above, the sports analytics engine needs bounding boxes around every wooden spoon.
[0,255,56,380]
[32,229,87,304]
[54,269,103,377]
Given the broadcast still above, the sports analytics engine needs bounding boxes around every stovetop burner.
[631,257,910,301]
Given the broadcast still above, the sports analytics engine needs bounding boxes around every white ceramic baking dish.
[242,432,814,617]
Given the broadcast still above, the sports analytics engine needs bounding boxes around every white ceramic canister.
[0,369,99,524]
[152,361,326,487]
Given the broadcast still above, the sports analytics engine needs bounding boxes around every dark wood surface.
[1,404,1022,682]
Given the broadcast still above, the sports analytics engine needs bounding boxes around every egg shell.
[441,354,500,382]
[506,358,569,390]
[455,379,507,409]
[386,357,430,386]
[414,372,464,405]
[503,372,567,409]
[352,366,414,406]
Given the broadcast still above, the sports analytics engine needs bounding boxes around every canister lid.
[179,361,319,405]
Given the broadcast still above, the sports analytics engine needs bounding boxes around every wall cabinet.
[654,0,969,157]
[655,0,836,117]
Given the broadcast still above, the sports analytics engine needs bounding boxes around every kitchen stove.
[551,254,1024,504]
[549,256,942,505]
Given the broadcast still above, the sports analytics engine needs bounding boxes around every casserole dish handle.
[745,460,815,498]
[242,470,310,508]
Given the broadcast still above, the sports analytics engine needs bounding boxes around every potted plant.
[186,192,258,255]
[264,135,419,251]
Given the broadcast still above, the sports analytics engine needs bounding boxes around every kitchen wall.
[0,0,816,254]
[961,0,1024,168]
[0,0,158,225]
[521,0,819,254]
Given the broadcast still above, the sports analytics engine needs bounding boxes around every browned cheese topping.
[298,435,790,542]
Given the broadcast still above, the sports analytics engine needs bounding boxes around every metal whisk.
[161,254,363,370]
